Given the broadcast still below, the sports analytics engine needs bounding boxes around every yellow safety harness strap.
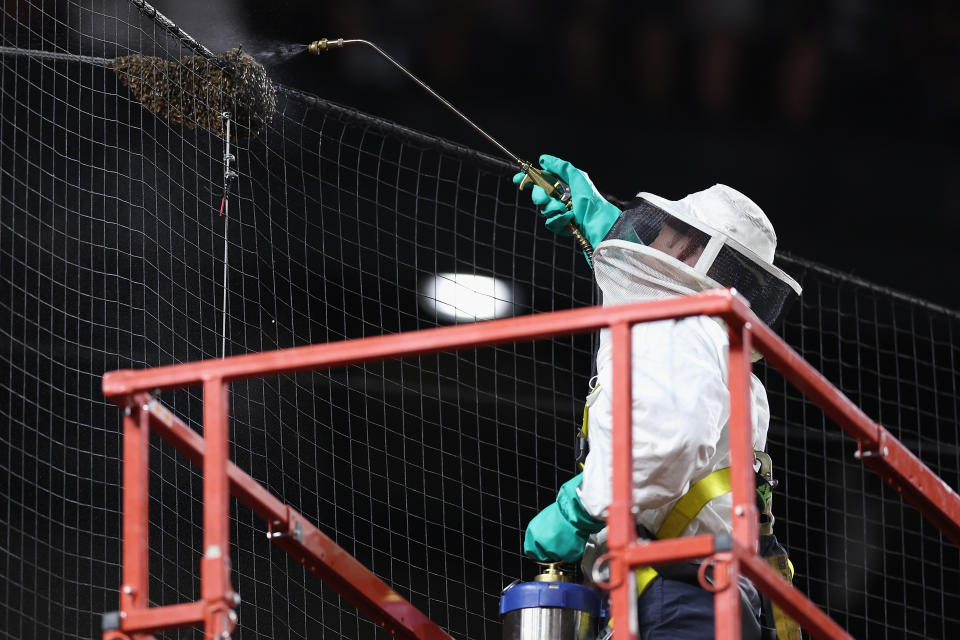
[577,384,599,470]
[636,467,732,596]
[656,468,732,540]
[764,553,802,640]
[635,566,660,598]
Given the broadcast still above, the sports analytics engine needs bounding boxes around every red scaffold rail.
[101,288,960,640]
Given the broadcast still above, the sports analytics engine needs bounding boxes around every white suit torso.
[579,240,770,539]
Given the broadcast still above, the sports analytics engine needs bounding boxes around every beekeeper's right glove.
[523,473,606,563]
[512,154,621,248]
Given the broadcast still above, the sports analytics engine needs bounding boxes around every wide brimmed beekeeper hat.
[599,184,802,327]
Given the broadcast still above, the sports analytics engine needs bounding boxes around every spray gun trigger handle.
[550,173,573,207]
[518,167,573,211]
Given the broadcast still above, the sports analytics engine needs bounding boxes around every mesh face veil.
[598,185,802,327]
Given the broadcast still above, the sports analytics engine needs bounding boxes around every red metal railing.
[100,288,960,640]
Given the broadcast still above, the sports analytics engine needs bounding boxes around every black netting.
[1,3,959,640]
[764,256,960,640]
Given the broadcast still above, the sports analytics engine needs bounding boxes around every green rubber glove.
[523,474,606,562]
[512,154,621,248]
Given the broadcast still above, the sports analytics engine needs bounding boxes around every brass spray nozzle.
[307,39,345,55]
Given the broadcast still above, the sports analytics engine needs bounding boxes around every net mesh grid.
[1,2,959,639]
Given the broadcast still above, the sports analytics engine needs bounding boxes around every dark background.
[3,3,960,639]
[147,0,960,309]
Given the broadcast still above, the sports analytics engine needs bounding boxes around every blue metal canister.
[500,580,601,640]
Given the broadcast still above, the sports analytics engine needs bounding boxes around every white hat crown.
[680,184,777,264]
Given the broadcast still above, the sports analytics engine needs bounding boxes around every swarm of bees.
[110,48,277,141]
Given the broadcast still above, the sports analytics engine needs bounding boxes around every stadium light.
[419,273,520,323]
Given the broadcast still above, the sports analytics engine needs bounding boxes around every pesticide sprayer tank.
[499,579,601,640]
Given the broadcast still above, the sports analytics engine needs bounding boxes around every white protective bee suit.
[577,184,801,541]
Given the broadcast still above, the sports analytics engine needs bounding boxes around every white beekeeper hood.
[595,184,801,327]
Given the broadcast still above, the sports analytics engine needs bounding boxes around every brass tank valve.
[533,562,575,582]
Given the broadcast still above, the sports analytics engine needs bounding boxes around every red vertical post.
[201,378,236,638]
[715,321,756,640]
[121,401,151,616]
[608,321,638,640]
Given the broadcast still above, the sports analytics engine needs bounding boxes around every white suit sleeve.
[580,317,729,518]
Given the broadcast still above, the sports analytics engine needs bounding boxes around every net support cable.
[99,289,960,640]
[126,0,220,63]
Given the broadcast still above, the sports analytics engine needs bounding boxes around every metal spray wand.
[307,38,595,262]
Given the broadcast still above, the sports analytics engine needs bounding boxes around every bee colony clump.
[111,48,277,141]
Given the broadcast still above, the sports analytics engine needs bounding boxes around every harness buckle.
[754,451,778,488]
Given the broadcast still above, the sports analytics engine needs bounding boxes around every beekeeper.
[515,155,802,639]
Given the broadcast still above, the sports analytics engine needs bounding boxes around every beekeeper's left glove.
[523,474,606,562]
